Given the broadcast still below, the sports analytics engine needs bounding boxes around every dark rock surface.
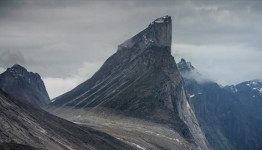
[0,142,39,150]
[0,64,50,107]
[178,58,262,150]
[49,16,209,150]
[0,89,133,150]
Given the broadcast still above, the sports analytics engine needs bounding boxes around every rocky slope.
[0,64,50,107]
[0,142,39,150]
[48,16,209,150]
[0,89,133,150]
[178,58,262,150]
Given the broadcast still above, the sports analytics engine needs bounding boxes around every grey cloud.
[0,50,27,67]
[0,0,261,97]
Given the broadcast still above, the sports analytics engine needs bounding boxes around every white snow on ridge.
[155,19,165,23]
[259,88,262,94]
[252,81,259,85]
[151,16,169,24]
[229,86,238,93]
[190,94,195,98]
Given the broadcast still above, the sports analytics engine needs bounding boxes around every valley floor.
[47,107,197,150]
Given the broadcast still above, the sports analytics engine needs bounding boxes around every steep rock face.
[50,16,209,150]
[178,58,262,150]
[0,89,133,150]
[0,64,50,106]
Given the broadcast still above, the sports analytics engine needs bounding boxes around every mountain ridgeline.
[1,15,261,150]
[0,64,50,107]
[177,58,262,150]
[48,16,209,150]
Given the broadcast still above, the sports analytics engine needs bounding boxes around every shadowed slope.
[0,89,133,150]
[0,64,50,107]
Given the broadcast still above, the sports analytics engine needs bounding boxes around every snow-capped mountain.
[178,58,262,150]
[225,80,262,99]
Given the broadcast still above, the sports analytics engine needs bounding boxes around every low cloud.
[43,62,102,99]
[1,0,262,97]
[181,70,213,85]
[0,67,5,74]
[0,50,27,67]
[173,44,262,85]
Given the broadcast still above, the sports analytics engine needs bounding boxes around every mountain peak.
[118,15,172,53]
[12,64,25,68]
[9,64,27,72]
[0,64,50,106]
[150,15,171,24]
[177,58,195,74]
[50,16,209,150]
[6,64,41,80]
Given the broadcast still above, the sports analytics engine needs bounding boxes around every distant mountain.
[0,64,50,107]
[48,16,209,150]
[0,89,133,150]
[177,58,195,74]
[178,58,262,150]
[225,80,262,101]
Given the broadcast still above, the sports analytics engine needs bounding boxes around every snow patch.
[259,88,262,94]
[142,35,153,44]
[116,138,146,150]
[251,81,259,85]
[155,19,164,23]
[229,86,238,93]
[151,16,169,24]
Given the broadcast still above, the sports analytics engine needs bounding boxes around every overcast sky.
[0,0,261,99]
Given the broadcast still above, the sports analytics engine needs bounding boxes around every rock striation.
[49,16,209,150]
[0,89,133,150]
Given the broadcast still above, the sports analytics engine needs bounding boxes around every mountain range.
[0,15,261,150]
[177,58,262,150]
